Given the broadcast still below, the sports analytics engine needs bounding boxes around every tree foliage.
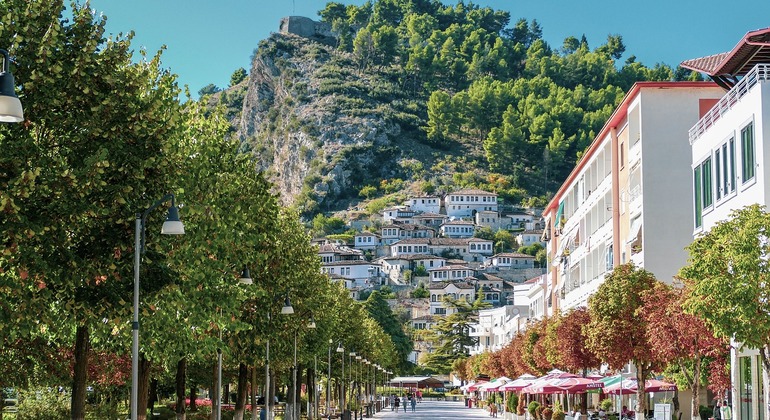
[680,205,770,393]
[585,263,663,416]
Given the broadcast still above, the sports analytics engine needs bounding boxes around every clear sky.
[88,0,770,97]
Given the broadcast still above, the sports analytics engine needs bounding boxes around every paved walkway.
[373,400,493,419]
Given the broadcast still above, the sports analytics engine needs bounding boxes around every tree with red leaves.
[522,318,552,375]
[585,263,664,420]
[546,308,601,375]
[642,281,729,420]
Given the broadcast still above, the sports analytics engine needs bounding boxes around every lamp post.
[239,272,293,420]
[290,312,315,420]
[0,49,23,123]
[336,343,345,419]
[327,339,332,419]
[131,194,185,420]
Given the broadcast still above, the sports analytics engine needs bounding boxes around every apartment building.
[680,27,770,420]
[544,82,724,313]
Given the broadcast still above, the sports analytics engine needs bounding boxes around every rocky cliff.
[236,31,441,214]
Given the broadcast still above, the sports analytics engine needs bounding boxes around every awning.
[626,217,642,245]
[555,201,565,225]
[524,377,604,394]
[603,378,677,395]
[478,377,512,392]
[499,374,536,392]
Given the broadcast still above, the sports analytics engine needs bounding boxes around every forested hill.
[218,0,700,217]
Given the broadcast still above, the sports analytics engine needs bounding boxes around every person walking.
[713,400,722,420]
[394,395,400,412]
[410,395,417,412]
[389,394,395,411]
[721,400,732,420]
[402,395,408,412]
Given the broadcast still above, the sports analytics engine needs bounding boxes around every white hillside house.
[445,189,498,218]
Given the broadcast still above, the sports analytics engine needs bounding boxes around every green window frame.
[729,138,736,193]
[742,122,755,183]
[702,158,713,209]
[694,166,702,229]
[714,148,716,201]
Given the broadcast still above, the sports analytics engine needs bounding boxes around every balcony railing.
[690,63,770,144]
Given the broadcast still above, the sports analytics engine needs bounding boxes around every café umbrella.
[603,378,677,395]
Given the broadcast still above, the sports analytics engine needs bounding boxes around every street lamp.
[291,313,315,420]
[131,194,185,420]
[336,343,345,417]
[0,49,23,123]
[327,339,332,420]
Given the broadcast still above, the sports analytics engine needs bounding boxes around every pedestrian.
[713,400,722,420]
[259,407,266,420]
[390,394,395,411]
[417,389,422,403]
[403,395,407,412]
[489,401,498,418]
[411,395,417,412]
[394,395,400,411]
[721,400,732,420]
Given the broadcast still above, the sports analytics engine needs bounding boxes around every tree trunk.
[137,356,152,420]
[210,364,218,420]
[71,325,90,420]
[690,357,700,420]
[250,366,258,420]
[176,358,187,420]
[149,377,159,415]
[189,385,198,411]
[635,363,647,420]
[306,366,314,420]
[234,363,248,420]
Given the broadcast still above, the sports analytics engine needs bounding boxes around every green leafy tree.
[364,291,411,369]
[411,284,429,298]
[0,2,186,417]
[494,229,515,252]
[198,83,221,97]
[229,67,248,86]
[680,204,770,404]
[359,185,378,200]
[424,295,490,372]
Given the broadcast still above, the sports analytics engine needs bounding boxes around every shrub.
[699,405,713,420]
[517,393,526,415]
[542,405,553,420]
[506,393,518,413]
[17,388,70,420]
[600,398,613,412]
[552,400,565,420]
[528,401,541,418]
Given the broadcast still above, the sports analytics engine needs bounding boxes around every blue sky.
[88,0,770,97]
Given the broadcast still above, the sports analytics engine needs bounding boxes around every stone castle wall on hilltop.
[279,16,335,45]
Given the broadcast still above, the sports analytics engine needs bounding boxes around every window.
[694,165,702,228]
[715,148,722,201]
[729,138,736,193]
[702,157,713,209]
[605,244,613,271]
[742,122,755,183]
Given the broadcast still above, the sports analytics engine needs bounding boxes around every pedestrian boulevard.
[374,399,493,419]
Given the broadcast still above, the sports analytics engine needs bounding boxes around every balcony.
[690,63,770,143]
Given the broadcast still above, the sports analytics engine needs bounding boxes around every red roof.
[680,27,770,88]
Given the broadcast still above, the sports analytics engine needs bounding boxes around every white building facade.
[444,189,498,218]
[543,82,725,313]
[681,28,770,420]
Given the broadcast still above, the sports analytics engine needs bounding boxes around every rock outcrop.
[236,30,428,213]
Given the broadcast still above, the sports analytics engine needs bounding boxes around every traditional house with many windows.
[444,189,498,218]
